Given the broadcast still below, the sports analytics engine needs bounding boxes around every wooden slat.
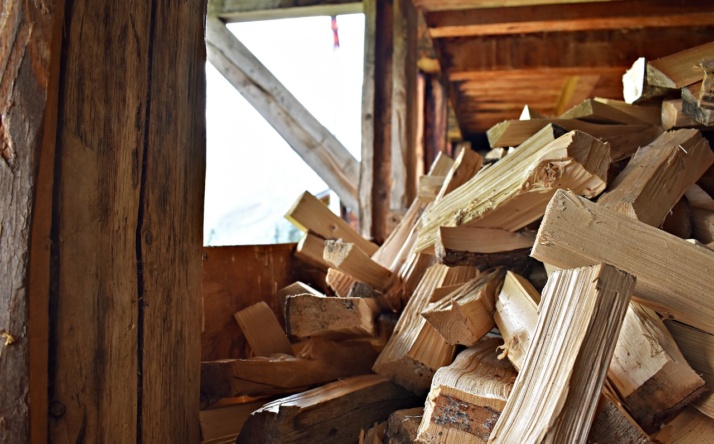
[1,1,61,442]
[414,0,624,11]
[206,19,360,212]
[532,189,714,336]
[426,1,714,38]
[359,0,377,239]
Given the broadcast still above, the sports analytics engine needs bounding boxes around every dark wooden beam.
[206,18,360,212]
[414,0,625,11]
[439,27,714,78]
[426,1,714,38]
[209,0,362,22]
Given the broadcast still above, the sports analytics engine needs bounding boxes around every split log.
[295,231,330,269]
[421,269,506,346]
[234,302,293,357]
[587,385,650,444]
[486,118,653,149]
[324,240,395,291]
[532,189,714,336]
[647,41,714,88]
[418,126,609,252]
[200,338,378,403]
[665,320,714,419]
[361,422,387,444]
[417,337,517,443]
[484,148,507,163]
[598,128,714,227]
[373,264,477,395]
[489,264,634,443]
[386,408,423,444]
[662,99,701,130]
[285,294,379,339]
[594,97,662,126]
[559,98,651,124]
[435,226,535,268]
[434,146,484,202]
[492,273,651,442]
[326,268,355,298]
[608,303,705,433]
[277,281,323,322]
[236,374,422,444]
[493,271,540,371]
[285,191,378,256]
[682,82,714,126]
[652,406,714,443]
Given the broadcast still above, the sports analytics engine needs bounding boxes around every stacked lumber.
[199,43,714,443]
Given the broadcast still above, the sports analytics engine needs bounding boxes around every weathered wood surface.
[237,374,421,444]
[1,1,62,442]
[202,245,325,361]
[417,337,517,443]
[532,190,714,336]
[206,19,360,211]
[598,129,714,227]
[48,1,207,442]
[490,264,634,443]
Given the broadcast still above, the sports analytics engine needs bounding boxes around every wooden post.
[47,1,206,442]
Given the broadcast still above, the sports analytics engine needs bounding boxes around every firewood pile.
[200,42,714,443]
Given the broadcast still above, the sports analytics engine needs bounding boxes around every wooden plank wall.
[2,0,207,442]
[201,245,326,361]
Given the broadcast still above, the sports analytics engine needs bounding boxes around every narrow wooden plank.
[594,97,661,125]
[286,192,378,256]
[489,264,634,443]
[422,269,506,347]
[1,1,61,442]
[559,98,652,124]
[532,189,714,335]
[237,374,421,444]
[234,302,293,357]
[417,337,517,443]
[665,321,714,419]
[140,1,206,440]
[608,303,705,432]
[426,1,714,38]
[206,19,360,211]
[598,129,714,227]
[359,0,377,239]
[49,1,150,440]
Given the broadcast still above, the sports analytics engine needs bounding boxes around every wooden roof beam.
[208,0,362,22]
[425,1,714,38]
[206,18,360,212]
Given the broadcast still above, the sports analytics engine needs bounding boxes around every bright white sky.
[204,14,365,246]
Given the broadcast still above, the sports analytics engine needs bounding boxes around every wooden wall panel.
[201,244,326,362]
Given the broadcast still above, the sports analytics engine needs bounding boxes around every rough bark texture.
[0,1,61,442]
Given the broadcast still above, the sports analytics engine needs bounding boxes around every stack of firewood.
[200,42,714,443]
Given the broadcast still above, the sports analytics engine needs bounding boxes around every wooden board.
[202,245,325,361]
[532,189,714,336]
[236,374,421,444]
